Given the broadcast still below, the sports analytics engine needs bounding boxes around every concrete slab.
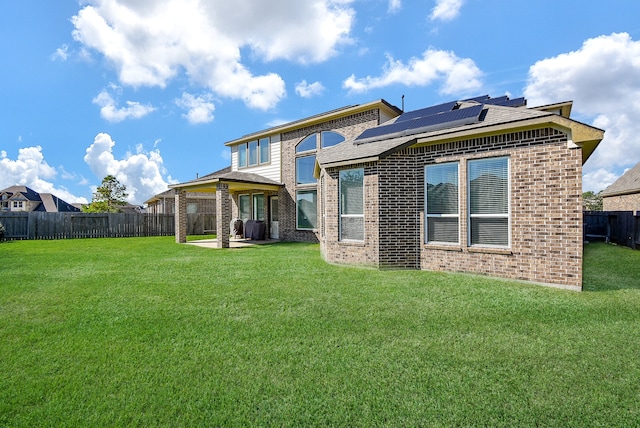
[185,238,279,248]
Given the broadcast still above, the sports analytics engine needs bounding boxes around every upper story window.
[238,137,270,168]
[295,131,345,153]
[294,131,344,231]
[321,131,345,148]
[296,134,317,153]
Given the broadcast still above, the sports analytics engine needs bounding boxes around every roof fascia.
[224,100,402,147]
[411,115,603,164]
[530,101,573,118]
[170,178,281,193]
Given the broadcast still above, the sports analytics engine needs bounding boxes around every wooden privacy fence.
[584,211,640,250]
[0,212,215,240]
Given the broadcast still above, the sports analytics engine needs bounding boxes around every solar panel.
[464,95,490,103]
[355,120,412,141]
[395,101,457,123]
[493,97,526,107]
[356,104,484,142]
[483,96,509,105]
[409,104,483,129]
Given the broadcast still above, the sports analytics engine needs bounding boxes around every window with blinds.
[468,157,510,247]
[339,168,364,241]
[425,162,459,244]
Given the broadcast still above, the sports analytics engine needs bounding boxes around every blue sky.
[1,0,640,205]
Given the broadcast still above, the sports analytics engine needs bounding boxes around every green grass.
[1,238,639,426]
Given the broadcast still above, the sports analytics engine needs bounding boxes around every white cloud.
[84,133,173,204]
[343,49,482,95]
[524,32,640,191]
[430,0,465,22]
[388,0,401,13]
[71,0,355,111]
[295,80,325,98]
[176,92,215,124]
[51,44,69,61]
[92,88,156,122]
[583,168,619,193]
[0,146,88,204]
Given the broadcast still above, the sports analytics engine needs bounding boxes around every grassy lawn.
[1,238,639,426]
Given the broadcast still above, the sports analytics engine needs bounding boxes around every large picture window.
[296,190,317,229]
[425,162,459,244]
[468,157,510,247]
[295,132,343,232]
[340,168,364,241]
[296,155,316,185]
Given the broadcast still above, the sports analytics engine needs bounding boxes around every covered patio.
[170,169,283,248]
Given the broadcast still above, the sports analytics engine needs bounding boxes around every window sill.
[467,246,513,255]
[338,240,365,246]
[423,243,463,252]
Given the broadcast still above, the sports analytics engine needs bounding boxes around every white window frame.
[424,162,460,245]
[467,156,511,248]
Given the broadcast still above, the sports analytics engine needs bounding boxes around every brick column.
[175,189,187,243]
[216,183,230,248]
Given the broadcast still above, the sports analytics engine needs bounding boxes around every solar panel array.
[355,103,484,142]
[465,95,526,107]
[354,95,526,143]
[394,101,458,123]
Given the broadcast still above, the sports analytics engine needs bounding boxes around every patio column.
[175,189,187,243]
[216,183,230,248]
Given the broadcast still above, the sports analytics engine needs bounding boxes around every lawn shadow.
[583,242,640,292]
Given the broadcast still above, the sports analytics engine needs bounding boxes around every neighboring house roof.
[601,161,640,197]
[144,188,175,205]
[1,185,42,202]
[316,97,603,170]
[37,193,79,212]
[171,166,282,193]
[0,185,79,212]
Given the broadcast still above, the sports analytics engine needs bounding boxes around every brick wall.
[320,127,585,290]
[280,109,382,243]
[603,193,640,212]
[321,163,380,266]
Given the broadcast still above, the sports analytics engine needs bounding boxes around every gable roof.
[0,185,42,202]
[0,185,79,212]
[224,99,402,146]
[316,98,604,170]
[601,161,640,197]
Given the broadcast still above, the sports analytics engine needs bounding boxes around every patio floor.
[185,238,280,249]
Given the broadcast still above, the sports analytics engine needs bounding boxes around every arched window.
[296,134,317,153]
[321,131,345,148]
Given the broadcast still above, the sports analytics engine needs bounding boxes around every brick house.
[172,96,603,290]
[601,161,640,211]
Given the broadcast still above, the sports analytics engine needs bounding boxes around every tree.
[83,175,128,213]
[583,190,603,211]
